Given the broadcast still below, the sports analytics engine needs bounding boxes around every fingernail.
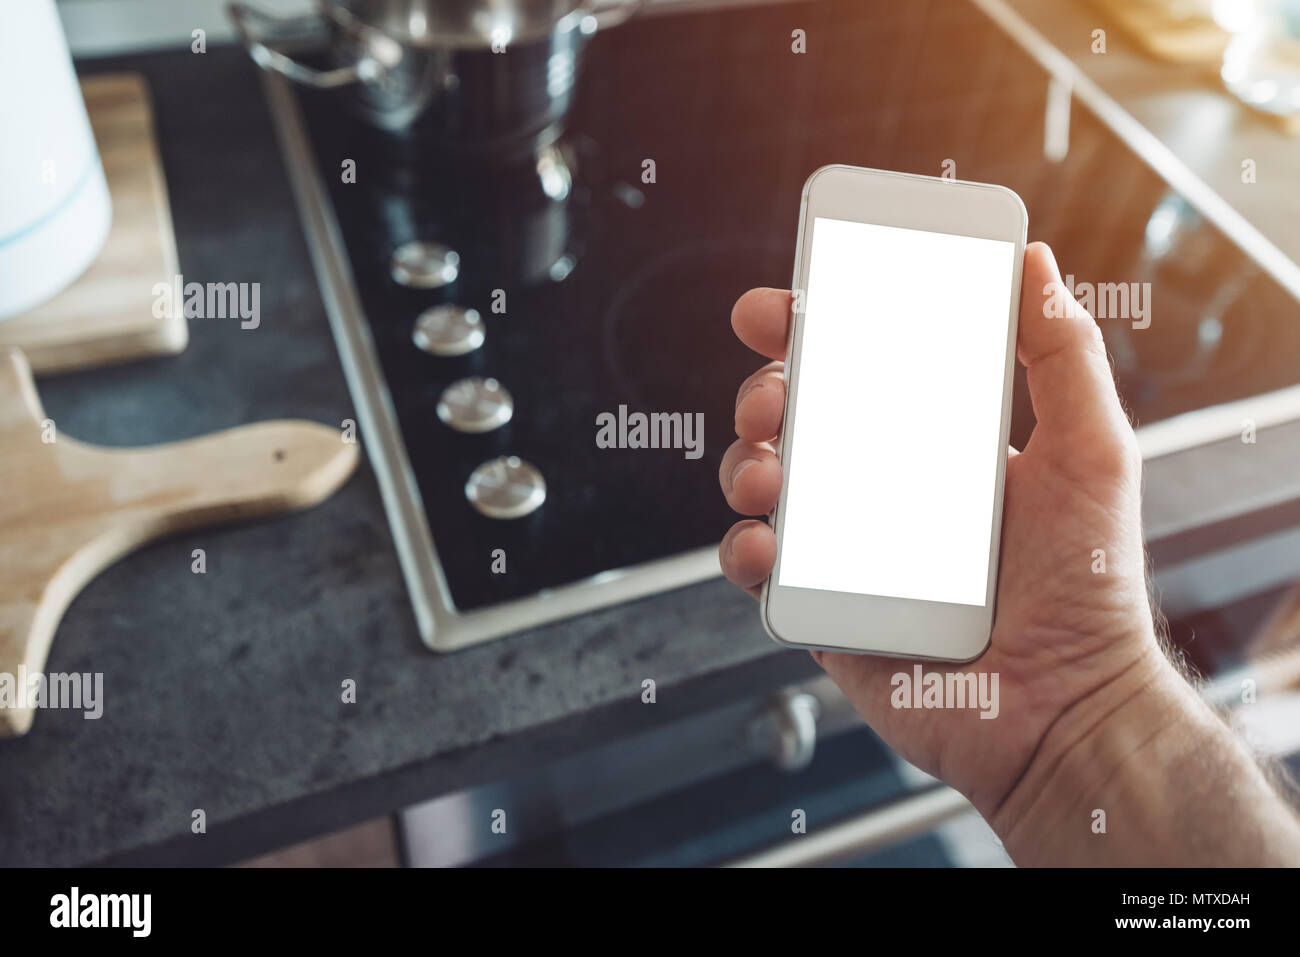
[735,379,764,412]
[720,530,735,565]
[729,458,757,491]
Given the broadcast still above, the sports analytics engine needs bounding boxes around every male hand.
[718,242,1300,864]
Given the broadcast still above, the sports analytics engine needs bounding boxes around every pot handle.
[227,1,377,89]
[584,0,645,30]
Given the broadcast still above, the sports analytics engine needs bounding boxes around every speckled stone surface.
[0,48,809,866]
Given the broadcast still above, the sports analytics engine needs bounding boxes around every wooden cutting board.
[1087,0,1229,65]
[0,73,187,374]
[0,347,359,736]
[1086,1,1300,133]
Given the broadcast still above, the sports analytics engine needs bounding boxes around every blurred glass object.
[1217,0,1300,121]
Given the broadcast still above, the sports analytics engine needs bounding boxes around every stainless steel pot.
[228,0,641,150]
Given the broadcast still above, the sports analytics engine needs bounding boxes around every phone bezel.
[760,164,1027,662]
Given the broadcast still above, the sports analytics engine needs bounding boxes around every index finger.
[731,288,794,360]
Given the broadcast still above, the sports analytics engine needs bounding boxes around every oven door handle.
[723,785,974,868]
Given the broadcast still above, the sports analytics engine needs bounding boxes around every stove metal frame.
[262,0,1300,653]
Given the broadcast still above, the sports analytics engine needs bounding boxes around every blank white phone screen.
[776,217,1017,607]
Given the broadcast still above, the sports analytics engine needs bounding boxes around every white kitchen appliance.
[0,0,112,320]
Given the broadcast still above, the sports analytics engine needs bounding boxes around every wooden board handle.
[0,348,359,736]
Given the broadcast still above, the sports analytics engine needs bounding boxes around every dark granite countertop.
[0,47,813,867]
[4,31,1299,866]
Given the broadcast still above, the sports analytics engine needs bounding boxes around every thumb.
[1016,242,1138,475]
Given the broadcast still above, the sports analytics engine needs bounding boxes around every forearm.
[992,647,1300,866]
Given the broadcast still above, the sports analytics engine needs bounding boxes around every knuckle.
[1075,316,1107,355]
[1092,427,1142,481]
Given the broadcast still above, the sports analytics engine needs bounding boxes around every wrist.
[993,642,1300,866]
[990,642,1194,865]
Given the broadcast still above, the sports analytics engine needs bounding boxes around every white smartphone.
[761,165,1027,662]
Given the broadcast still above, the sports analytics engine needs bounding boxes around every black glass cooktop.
[293,0,1300,612]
